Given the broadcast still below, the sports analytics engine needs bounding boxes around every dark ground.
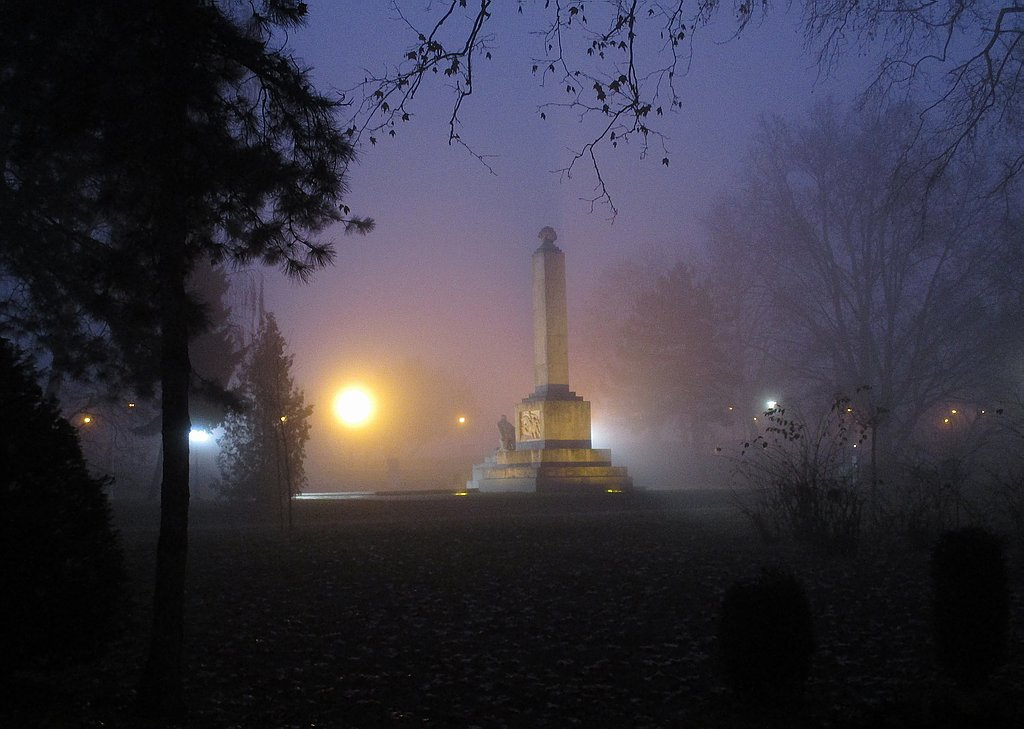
[6,490,1024,728]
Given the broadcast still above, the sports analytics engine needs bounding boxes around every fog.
[253,5,881,491]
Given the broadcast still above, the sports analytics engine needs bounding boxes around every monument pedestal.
[469,447,632,493]
[469,387,632,493]
[467,227,632,493]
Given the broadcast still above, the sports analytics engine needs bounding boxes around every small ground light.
[82,415,93,424]
[457,416,466,425]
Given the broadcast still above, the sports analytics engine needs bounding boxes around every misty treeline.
[354,0,1024,215]
[583,98,1024,515]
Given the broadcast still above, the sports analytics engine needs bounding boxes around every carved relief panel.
[518,408,542,441]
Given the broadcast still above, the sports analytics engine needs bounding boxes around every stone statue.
[538,226,557,245]
[497,414,516,451]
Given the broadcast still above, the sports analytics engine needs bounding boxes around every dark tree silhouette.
[0,0,371,718]
[0,339,124,672]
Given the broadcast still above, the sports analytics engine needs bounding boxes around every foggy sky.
[258,4,878,489]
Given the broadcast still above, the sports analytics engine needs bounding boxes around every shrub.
[930,526,1009,687]
[733,397,865,554]
[0,339,125,671]
[717,567,815,709]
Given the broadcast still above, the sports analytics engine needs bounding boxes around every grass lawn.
[6,490,1024,727]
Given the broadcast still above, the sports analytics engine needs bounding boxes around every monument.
[467,227,633,493]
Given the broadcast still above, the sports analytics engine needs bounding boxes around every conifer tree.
[218,312,311,523]
[0,1,370,716]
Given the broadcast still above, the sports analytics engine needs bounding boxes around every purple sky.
[258,4,878,489]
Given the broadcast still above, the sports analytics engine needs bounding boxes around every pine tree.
[0,1,370,716]
[218,312,311,524]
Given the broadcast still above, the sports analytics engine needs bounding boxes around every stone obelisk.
[467,227,632,493]
[533,227,570,395]
[515,227,591,450]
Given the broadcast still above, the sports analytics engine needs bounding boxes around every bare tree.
[707,100,1023,462]
[350,1,1023,213]
[803,0,1024,185]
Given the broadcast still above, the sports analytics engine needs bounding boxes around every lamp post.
[278,415,294,528]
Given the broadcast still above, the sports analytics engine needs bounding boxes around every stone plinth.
[515,389,591,450]
[469,448,632,493]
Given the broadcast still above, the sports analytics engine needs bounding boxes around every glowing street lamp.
[333,385,375,428]
[188,428,212,444]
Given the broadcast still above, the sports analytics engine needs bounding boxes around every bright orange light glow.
[333,386,375,427]
[82,415,93,424]
[457,415,466,424]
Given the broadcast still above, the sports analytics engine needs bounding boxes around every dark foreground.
[7,490,1024,728]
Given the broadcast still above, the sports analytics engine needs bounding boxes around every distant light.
[943,417,950,424]
[127,402,136,409]
[82,415,93,425]
[280,415,288,423]
[766,400,778,410]
[606,488,624,494]
[333,386,375,427]
[950,409,958,414]
[453,491,469,497]
[457,416,466,425]
[846,407,854,413]
[189,428,212,444]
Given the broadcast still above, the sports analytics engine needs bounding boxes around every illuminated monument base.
[467,227,632,493]
[468,447,633,494]
[468,386,632,493]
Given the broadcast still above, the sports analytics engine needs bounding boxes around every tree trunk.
[136,252,191,719]
[136,1,192,716]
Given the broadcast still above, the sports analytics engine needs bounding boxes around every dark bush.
[0,339,125,671]
[930,526,1009,687]
[717,566,815,708]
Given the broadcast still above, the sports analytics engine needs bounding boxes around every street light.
[333,385,375,428]
[188,428,212,444]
